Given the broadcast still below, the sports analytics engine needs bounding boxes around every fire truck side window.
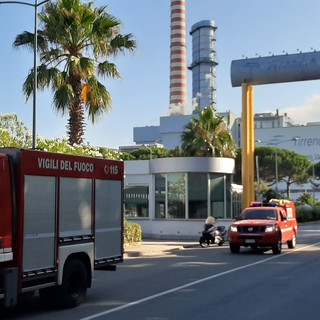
[280,210,287,221]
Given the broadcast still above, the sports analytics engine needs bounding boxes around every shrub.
[296,205,320,223]
[312,206,320,221]
[124,219,142,245]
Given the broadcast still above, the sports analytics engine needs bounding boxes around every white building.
[124,157,236,239]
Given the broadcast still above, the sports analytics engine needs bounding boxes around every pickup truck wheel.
[272,241,282,254]
[287,232,296,249]
[56,259,88,308]
[229,244,240,253]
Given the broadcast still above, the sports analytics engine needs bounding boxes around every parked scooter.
[199,216,227,248]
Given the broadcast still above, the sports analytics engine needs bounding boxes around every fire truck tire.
[57,259,88,308]
[272,238,282,254]
[39,287,54,306]
[287,232,296,249]
[229,244,240,253]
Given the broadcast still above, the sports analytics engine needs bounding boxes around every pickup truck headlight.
[265,225,278,232]
[230,225,238,232]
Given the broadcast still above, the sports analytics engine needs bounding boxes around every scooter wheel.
[199,237,209,248]
[218,240,224,246]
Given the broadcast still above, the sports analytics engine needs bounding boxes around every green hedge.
[124,219,142,245]
[296,206,320,223]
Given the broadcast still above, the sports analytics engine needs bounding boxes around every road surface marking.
[80,242,320,320]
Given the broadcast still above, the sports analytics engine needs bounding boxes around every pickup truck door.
[278,209,291,241]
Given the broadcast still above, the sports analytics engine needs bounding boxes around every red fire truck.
[0,148,124,308]
[228,199,298,254]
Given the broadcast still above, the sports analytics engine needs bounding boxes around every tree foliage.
[128,147,171,160]
[122,146,182,160]
[0,114,32,148]
[235,146,312,198]
[0,114,122,160]
[14,0,136,145]
[181,107,236,158]
[279,148,312,197]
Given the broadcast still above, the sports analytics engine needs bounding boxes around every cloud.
[279,95,320,125]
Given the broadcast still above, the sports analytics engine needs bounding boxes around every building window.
[124,185,149,218]
[188,173,208,219]
[153,172,232,220]
[210,174,225,218]
[155,174,166,219]
[167,173,185,219]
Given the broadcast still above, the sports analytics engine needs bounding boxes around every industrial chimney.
[169,0,187,115]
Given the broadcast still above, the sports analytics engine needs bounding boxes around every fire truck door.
[23,176,56,271]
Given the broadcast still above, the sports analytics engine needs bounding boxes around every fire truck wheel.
[57,259,88,308]
[229,244,240,253]
[272,237,282,254]
[39,287,54,306]
[287,232,296,249]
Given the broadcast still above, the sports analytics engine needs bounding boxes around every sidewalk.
[124,240,199,258]
[123,222,320,257]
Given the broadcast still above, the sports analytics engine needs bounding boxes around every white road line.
[79,242,320,320]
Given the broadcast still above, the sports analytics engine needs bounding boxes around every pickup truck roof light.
[250,202,277,207]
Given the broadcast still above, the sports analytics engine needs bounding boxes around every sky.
[1,0,320,149]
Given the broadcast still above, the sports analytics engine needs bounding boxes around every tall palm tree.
[14,0,136,145]
[181,107,236,158]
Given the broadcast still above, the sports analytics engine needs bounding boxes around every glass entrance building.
[124,157,236,239]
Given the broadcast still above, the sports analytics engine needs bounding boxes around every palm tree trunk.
[68,73,85,145]
[68,105,85,145]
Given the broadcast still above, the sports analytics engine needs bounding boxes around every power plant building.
[133,18,220,149]
[123,3,320,239]
[189,20,218,110]
[169,0,187,115]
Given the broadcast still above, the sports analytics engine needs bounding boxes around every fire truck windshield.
[241,209,277,220]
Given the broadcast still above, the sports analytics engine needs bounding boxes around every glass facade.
[188,173,208,219]
[124,158,235,223]
[124,185,149,218]
[167,173,185,219]
[152,172,231,219]
[210,174,225,218]
[155,174,166,219]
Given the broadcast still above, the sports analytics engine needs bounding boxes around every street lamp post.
[275,146,279,191]
[0,0,49,148]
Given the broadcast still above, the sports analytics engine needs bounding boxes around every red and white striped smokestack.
[170,0,187,114]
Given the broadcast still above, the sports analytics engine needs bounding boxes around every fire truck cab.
[228,199,298,254]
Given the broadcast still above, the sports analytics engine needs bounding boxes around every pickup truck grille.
[238,226,266,233]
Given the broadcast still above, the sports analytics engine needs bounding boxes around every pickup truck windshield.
[241,209,277,220]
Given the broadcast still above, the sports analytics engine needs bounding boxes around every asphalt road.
[2,223,320,320]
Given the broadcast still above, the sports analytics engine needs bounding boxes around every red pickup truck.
[228,199,298,254]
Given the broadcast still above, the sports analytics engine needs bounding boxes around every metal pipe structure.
[189,20,218,110]
[0,0,50,148]
[230,51,320,87]
[169,0,187,114]
[241,83,254,208]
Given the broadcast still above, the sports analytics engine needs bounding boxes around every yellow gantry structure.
[241,83,255,208]
[231,51,320,210]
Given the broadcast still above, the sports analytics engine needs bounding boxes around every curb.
[124,243,199,258]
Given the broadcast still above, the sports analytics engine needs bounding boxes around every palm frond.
[13,31,34,51]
